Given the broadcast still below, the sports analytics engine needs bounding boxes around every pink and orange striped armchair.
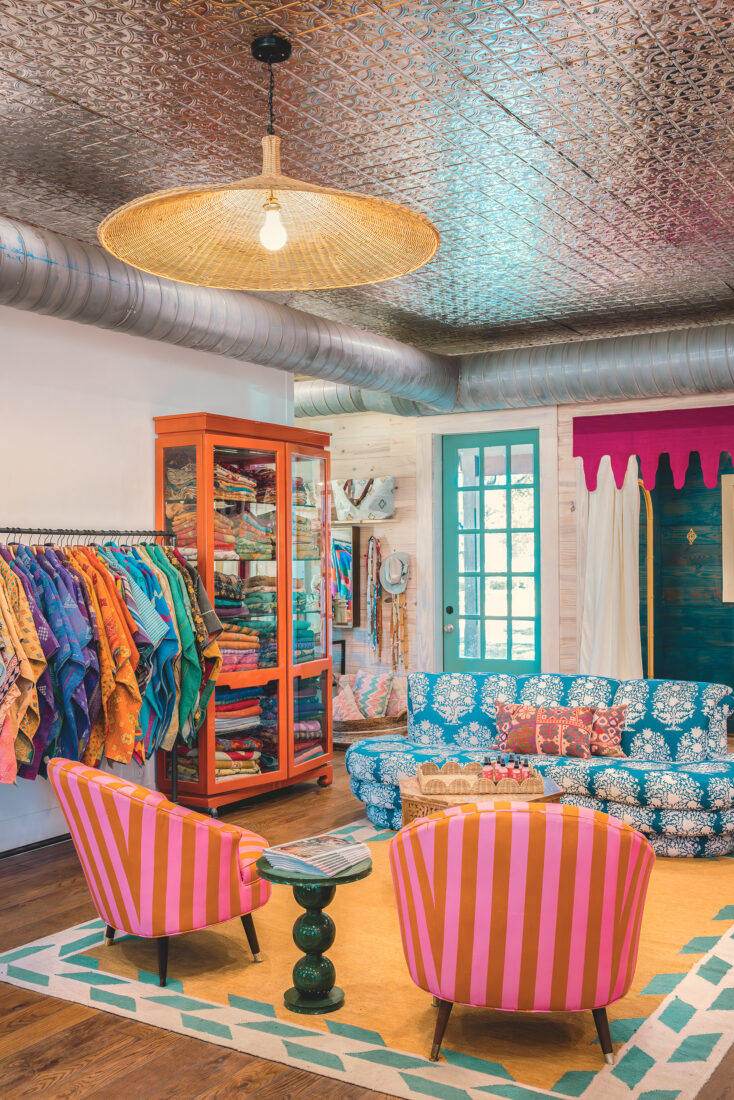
[48,759,271,986]
[389,800,655,1064]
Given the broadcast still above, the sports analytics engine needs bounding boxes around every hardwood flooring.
[1,756,732,1099]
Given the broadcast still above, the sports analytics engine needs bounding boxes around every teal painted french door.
[442,430,541,673]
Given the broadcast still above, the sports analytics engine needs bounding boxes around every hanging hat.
[379,551,410,594]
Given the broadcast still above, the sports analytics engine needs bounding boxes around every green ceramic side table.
[256,855,372,1015]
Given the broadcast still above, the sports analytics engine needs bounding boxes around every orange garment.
[0,555,45,762]
[71,549,141,765]
[0,584,34,781]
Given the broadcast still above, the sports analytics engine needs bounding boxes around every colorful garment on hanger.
[0,539,221,782]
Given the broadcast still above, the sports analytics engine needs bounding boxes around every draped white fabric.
[580,454,643,680]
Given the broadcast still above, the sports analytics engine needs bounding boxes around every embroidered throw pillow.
[590,705,627,758]
[386,676,407,717]
[495,701,594,759]
[353,669,394,718]
[333,681,364,722]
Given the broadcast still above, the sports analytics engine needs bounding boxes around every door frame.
[414,407,560,673]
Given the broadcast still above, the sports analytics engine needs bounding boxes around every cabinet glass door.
[291,453,327,664]
[163,444,198,550]
[212,444,279,672]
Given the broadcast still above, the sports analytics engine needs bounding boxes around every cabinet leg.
[157,936,169,988]
[317,767,333,788]
[241,913,263,962]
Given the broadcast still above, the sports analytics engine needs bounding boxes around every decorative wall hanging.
[332,478,395,522]
[366,536,382,662]
[379,551,409,670]
[98,35,439,292]
[573,405,734,491]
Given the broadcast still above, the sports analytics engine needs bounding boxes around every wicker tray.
[332,710,407,750]
[399,776,562,827]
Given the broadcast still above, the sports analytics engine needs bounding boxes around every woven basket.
[333,710,407,749]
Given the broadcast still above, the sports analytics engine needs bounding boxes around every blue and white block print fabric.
[544,757,734,811]
[406,672,516,747]
[517,673,620,708]
[613,679,733,761]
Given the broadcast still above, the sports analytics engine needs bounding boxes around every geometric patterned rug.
[1,819,733,1100]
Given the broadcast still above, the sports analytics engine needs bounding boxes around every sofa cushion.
[406,672,515,747]
[559,793,734,837]
[613,679,733,761]
[516,674,620,709]
[346,733,494,786]
[495,701,595,758]
[542,756,734,812]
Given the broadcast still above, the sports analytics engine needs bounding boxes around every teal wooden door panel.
[442,430,541,674]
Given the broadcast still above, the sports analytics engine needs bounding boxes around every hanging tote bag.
[331,477,395,521]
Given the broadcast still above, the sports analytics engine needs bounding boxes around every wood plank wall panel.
[305,413,419,674]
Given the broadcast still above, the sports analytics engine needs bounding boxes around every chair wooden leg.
[104,925,115,947]
[592,1006,614,1065]
[430,999,453,1061]
[240,913,263,962]
[431,995,440,1007]
[157,936,169,988]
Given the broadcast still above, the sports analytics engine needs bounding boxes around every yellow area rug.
[2,820,734,1100]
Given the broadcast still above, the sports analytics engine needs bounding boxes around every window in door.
[442,430,541,673]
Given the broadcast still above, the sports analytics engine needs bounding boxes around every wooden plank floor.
[1,756,732,1100]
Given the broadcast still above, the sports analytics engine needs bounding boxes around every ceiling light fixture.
[98,34,440,292]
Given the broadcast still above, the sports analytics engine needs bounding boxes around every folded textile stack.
[213,463,257,503]
[235,511,275,560]
[293,477,312,506]
[215,685,263,733]
[167,503,198,548]
[293,514,320,559]
[294,741,325,765]
[251,465,277,504]
[165,459,196,501]
[176,736,263,781]
[294,622,317,663]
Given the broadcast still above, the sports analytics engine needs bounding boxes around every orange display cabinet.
[154,413,332,812]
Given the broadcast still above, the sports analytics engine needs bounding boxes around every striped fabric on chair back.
[389,801,655,1013]
[48,759,269,938]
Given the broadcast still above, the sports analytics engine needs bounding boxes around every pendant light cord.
[268,62,275,135]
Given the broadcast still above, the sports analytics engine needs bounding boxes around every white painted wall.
[0,305,292,852]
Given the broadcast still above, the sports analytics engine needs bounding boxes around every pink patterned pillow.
[353,669,394,718]
[386,677,407,717]
[590,705,627,758]
[495,701,594,759]
[333,681,364,722]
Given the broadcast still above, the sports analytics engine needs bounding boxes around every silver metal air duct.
[295,324,734,416]
[0,215,458,409]
[293,379,431,418]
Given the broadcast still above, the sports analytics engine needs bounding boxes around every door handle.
[444,624,454,633]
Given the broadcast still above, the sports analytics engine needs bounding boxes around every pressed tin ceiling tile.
[2,0,734,351]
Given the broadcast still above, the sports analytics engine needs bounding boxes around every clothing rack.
[0,526,184,803]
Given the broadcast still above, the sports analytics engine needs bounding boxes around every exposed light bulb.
[259,199,287,251]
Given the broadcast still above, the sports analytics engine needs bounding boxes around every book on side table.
[262,833,370,877]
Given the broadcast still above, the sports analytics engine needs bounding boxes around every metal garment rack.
[0,526,183,802]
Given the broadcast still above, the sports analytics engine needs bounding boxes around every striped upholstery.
[48,759,270,938]
[389,801,654,1013]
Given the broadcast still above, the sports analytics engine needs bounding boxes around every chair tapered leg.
[431,995,440,1007]
[592,1007,614,1065]
[240,913,263,962]
[157,936,169,988]
[104,925,115,947]
[430,999,453,1061]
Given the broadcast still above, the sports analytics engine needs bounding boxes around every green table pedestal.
[256,855,372,1015]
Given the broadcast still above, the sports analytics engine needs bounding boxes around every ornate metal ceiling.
[2,0,734,353]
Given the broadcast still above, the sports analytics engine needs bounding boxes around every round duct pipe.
[0,215,458,410]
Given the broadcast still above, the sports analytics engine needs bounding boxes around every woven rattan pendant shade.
[99,136,439,291]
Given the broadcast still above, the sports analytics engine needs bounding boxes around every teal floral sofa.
[345,672,734,857]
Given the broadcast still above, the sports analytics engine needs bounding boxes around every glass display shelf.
[292,670,329,769]
[292,452,327,665]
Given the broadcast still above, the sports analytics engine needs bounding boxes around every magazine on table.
[262,833,370,877]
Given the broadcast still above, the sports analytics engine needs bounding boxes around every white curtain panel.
[580,454,643,680]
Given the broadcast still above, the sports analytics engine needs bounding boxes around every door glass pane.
[459,618,480,658]
[292,454,326,663]
[511,443,534,484]
[484,490,507,529]
[213,444,278,669]
[485,619,508,660]
[459,576,479,615]
[511,488,534,529]
[458,490,479,530]
[511,621,535,661]
[457,447,479,487]
[511,576,535,617]
[483,445,507,486]
[458,533,479,572]
[512,532,535,573]
[485,576,508,616]
[484,532,507,574]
